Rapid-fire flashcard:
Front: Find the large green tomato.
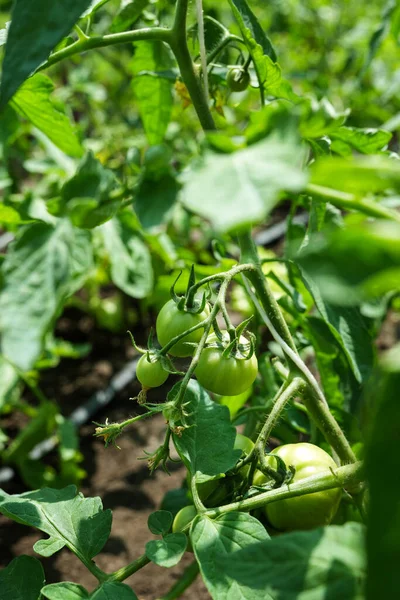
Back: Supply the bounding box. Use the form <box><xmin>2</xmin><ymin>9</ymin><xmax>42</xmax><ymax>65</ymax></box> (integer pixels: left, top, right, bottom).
<box><xmin>254</xmin><ymin>443</ymin><xmax>341</xmax><ymax>531</ymax></box>
<box><xmin>136</xmin><ymin>354</ymin><xmax>169</xmax><ymax>389</ymax></box>
<box><xmin>156</xmin><ymin>299</ymin><xmax>210</xmax><ymax>357</ymax></box>
<box><xmin>195</xmin><ymin>333</ymin><xmax>258</xmax><ymax>396</ymax></box>
<box><xmin>172</xmin><ymin>505</ymin><xmax>197</xmax><ymax>552</ymax></box>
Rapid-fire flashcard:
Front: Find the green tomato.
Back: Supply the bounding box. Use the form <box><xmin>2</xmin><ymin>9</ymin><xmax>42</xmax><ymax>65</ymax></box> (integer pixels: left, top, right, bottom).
<box><xmin>195</xmin><ymin>333</ymin><xmax>258</xmax><ymax>396</ymax></box>
<box><xmin>136</xmin><ymin>354</ymin><xmax>169</xmax><ymax>389</ymax></box>
<box><xmin>172</xmin><ymin>505</ymin><xmax>197</xmax><ymax>552</ymax></box>
<box><xmin>156</xmin><ymin>299</ymin><xmax>210</xmax><ymax>357</ymax></box>
<box><xmin>254</xmin><ymin>443</ymin><xmax>341</xmax><ymax>531</ymax></box>
<box><xmin>235</xmin><ymin>433</ymin><xmax>254</xmax><ymax>456</ymax></box>
<box><xmin>227</xmin><ymin>67</ymin><xmax>250</xmax><ymax>92</ymax></box>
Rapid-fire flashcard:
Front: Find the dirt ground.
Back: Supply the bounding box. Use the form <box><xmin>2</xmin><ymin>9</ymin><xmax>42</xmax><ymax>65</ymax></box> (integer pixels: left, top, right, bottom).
<box><xmin>0</xmin><ymin>310</ymin><xmax>211</xmax><ymax>599</ymax></box>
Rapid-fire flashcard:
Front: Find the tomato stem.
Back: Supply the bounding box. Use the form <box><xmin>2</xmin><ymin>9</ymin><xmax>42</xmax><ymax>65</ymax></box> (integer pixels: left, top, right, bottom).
<box><xmin>206</xmin><ymin>461</ymin><xmax>364</xmax><ymax>518</ymax></box>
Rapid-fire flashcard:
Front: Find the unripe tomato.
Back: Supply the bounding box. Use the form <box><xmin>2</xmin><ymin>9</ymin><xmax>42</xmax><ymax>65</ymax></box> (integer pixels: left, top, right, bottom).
<box><xmin>227</xmin><ymin>67</ymin><xmax>250</xmax><ymax>92</ymax></box>
<box><xmin>254</xmin><ymin>443</ymin><xmax>341</xmax><ymax>531</ymax></box>
<box><xmin>156</xmin><ymin>299</ymin><xmax>210</xmax><ymax>357</ymax></box>
<box><xmin>195</xmin><ymin>333</ymin><xmax>258</xmax><ymax>396</ymax></box>
<box><xmin>136</xmin><ymin>354</ymin><xmax>169</xmax><ymax>389</ymax></box>
<box><xmin>172</xmin><ymin>505</ymin><xmax>197</xmax><ymax>551</ymax></box>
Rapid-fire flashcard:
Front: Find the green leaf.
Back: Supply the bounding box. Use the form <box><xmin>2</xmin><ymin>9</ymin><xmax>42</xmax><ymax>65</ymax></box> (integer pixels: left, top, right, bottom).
<box><xmin>110</xmin><ymin>0</ymin><xmax>149</xmax><ymax>33</ymax></box>
<box><xmin>0</xmin><ymin>485</ymin><xmax>112</xmax><ymax>560</ymax></box>
<box><xmin>299</xmin><ymin>98</ymin><xmax>350</xmax><ymax>139</ymax></box>
<box><xmin>135</xmin><ymin>174</ymin><xmax>179</xmax><ymax>230</ymax></box>
<box><xmin>227</xmin><ymin>0</ymin><xmax>276</xmax><ymax>62</ymax></box>
<box><xmin>171</xmin><ymin>380</ymin><xmax>241</xmax><ymax>476</ymax></box>
<box><xmin>307</xmin><ymin>317</ymin><xmax>348</xmax><ymax>413</ymax></box>
<box><xmin>0</xmin><ymin>0</ymin><xmax>93</xmax><ymax>107</ymax></box>
<box><xmin>310</xmin><ymin>154</ymin><xmax>400</xmax><ymax>196</ymax></box>
<box><xmin>61</xmin><ymin>152</ymin><xmax>120</xmax><ymax>228</ymax></box>
<box><xmin>11</xmin><ymin>74</ymin><xmax>83</xmax><ymax>158</ymax></box>
<box><xmin>330</xmin><ymin>126</ymin><xmax>392</xmax><ymax>156</ymax></box>
<box><xmin>0</xmin><ymin>203</ymin><xmax>22</xmax><ymax>225</ymax></box>
<box><xmin>146</xmin><ymin>533</ymin><xmax>187</xmax><ymax>568</ymax></box>
<box><xmin>131</xmin><ymin>41</ymin><xmax>174</xmax><ymax>145</ymax></box>
<box><xmin>41</xmin><ymin>582</ymin><xmax>89</xmax><ymax>599</ymax></box>
<box><xmin>298</xmin><ymin>219</ymin><xmax>400</xmax><ymax>304</ymax></box>
<box><xmin>101</xmin><ymin>214</ymin><xmax>153</xmax><ymax>299</ymax></box>
<box><xmin>3</xmin><ymin>401</ymin><xmax>58</xmax><ymax>465</ymax></box>
<box><xmin>148</xmin><ymin>510</ymin><xmax>173</xmax><ymax>535</ymax></box>
<box><xmin>0</xmin><ymin>356</ymin><xmax>19</xmax><ymax>413</ymax></box>
<box><xmin>218</xmin><ymin>523</ymin><xmax>366</xmax><ymax>599</ymax></box>
<box><xmin>299</xmin><ymin>268</ymin><xmax>374</xmax><ymax>384</ymax></box>
<box><xmin>0</xmin><ymin>21</ymin><xmax>10</xmax><ymax>47</ymax></box>
<box><xmin>90</xmin><ymin>582</ymin><xmax>138</xmax><ymax>599</ymax></box>
<box><xmin>0</xmin><ymin>219</ymin><xmax>93</xmax><ymax>371</ymax></box>
<box><xmin>0</xmin><ymin>556</ymin><xmax>45</xmax><ymax>600</ymax></box>
<box><xmin>192</xmin><ymin>512</ymin><xmax>271</xmax><ymax>600</ymax></box>
<box><xmin>43</xmin><ymin>582</ymin><xmax>139</xmax><ymax>600</ymax></box>
<box><xmin>181</xmin><ymin>135</ymin><xmax>307</xmax><ymax>233</ymax></box>
<box><xmin>366</xmin><ymin>345</ymin><xmax>400</xmax><ymax>600</ymax></box>
<box><xmin>360</xmin><ymin>0</ymin><xmax>398</xmax><ymax>77</ymax></box>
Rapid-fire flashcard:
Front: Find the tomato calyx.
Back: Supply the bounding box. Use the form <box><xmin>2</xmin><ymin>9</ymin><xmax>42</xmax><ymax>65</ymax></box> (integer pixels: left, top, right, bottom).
<box><xmin>170</xmin><ymin>266</ymin><xmax>211</xmax><ymax>315</ymax></box>
<box><xmin>205</xmin><ymin>318</ymin><xmax>256</xmax><ymax>362</ymax></box>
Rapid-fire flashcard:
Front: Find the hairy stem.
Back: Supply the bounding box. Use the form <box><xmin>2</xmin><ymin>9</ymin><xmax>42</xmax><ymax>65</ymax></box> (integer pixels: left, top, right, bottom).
<box><xmin>108</xmin><ymin>553</ymin><xmax>150</xmax><ymax>582</ymax></box>
<box><xmin>238</xmin><ymin>232</ymin><xmax>297</xmax><ymax>353</ymax></box>
<box><xmin>238</xmin><ymin>230</ymin><xmax>356</xmax><ymax>465</ymax></box>
<box><xmin>170</xmin><ymin>0</ymin><xmax>216</xmax><ymax>130</ymax></box>
<box><xmin>256</xmin><ymin>377</ymin><xmax>305</xmax><ymax>453</ymax></box>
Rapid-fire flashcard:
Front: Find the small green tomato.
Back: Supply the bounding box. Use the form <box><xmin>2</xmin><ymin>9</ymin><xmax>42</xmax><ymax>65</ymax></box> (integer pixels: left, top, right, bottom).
<box><xmin>136</xmin><ymin>354</ymin><xmax>169</xmax><ymax>389</ymax></box>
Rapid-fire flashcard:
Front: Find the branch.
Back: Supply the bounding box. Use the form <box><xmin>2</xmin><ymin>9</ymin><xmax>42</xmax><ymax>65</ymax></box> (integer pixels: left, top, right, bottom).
<box><xmin>206</xmin><ymin>461</ymin><xmax>364</xmax><ymax>517</ymax></box>
<box><xmin>37</xmin><ymin>27</ymin><xmax>171</xmax><ymax>72</ymax></box>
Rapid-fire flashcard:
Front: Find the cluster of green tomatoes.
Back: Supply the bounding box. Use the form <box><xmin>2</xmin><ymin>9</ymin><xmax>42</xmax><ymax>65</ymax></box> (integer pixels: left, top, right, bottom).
<box><xmin>136</xmin><ymin>296</ymin><xmax>258</xmax><ymax>398</ymax></box>
<box><xmin>134</xmin><ymin>293</ymin><xmax>342</xmax><ymax>535</ymax></box>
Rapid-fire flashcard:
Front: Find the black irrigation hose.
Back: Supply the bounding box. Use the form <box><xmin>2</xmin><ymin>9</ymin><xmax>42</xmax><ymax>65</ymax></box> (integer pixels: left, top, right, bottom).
<box><xmin>0</xmin><ymin>214</ymin><xmax>308</xmax><ymax>486</ymax></box>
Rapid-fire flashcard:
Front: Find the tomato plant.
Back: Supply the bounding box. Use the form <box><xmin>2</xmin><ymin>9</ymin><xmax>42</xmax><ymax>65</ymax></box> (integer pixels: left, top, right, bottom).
<box><xmin>0</xmin><ymin>0</ymin><xmax>399</xmax><ymax>599</ymax></box>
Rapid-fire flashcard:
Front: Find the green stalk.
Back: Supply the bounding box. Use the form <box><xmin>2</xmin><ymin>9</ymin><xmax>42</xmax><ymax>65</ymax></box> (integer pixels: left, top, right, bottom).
<box><xmin>170</xmin><ymin>0</ymin><xmax>216</xmax><ymax>131</ymax></box>
<box><xmin>238</xmin><ymin>230</ymin><xmax>356</xmax><ymax>465</ymax></box>
<box><xmin>237</xmin><ymin>232</ymin><xmax>298</xmax><ymax>353</ymax></box>
<box><xmin>206</xmin><ymin>461</ymin><xmax>364</xmax><ymax>517</ymax></box>
<box><xmin>108</xmin><ymin>553</ymin><xmax>150</xmax><ymax>582</ymax></box>
<box><xmin>37</xmin><ymin>27</ymin><xmax>171</xmax><ymax>72</ymax></box>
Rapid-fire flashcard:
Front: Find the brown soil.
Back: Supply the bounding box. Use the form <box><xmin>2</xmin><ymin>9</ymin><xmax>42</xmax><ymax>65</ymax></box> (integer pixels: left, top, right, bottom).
<box><xmin>0</xmin><ymin>309</ymin><xmax>210</xmax><ymax>599</ymax></box>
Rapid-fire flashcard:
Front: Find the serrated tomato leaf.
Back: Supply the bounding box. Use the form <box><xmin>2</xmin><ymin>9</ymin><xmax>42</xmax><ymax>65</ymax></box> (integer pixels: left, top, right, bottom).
<box><xmin>0</xmin><ymin>556</ymin><xmax>45</xmax><ymax>600</ymax></box>
<box><xmin>192</xmin><ymin>512</ymin><xmax>271</xmax><ymax>600</ymax></box>
<box><xmin>0</xmin><ymin>485</ymin><xmax>112</xmax><ymax>560</ymax></box>
<box><xmin>171</xmin><ymin>380</ymin><xmax>241</xmax><ymax>476</ymax></box>
<box><xmin>218</xmin><ymin>523</ymin><xmax>366</xmax><ymax>600</ymax></box>
<box><xmin>0</xmin><ymin>0</ymin><xmax>93</xmax><ymax>107</ymax></box>
<box><xmin>11</xmin><ymin>74</ymin><xmax>83</xmax><ymax>157</ymax></box>
<box><xmin>181</xmin><ymin>135</ymin><xmax>307</xmax><ymax>233</ymax></box>
<box><xmin>0</xmin><ymin>220</ymin><xmax>93</xmax><ymax>371</ymax></box>
<box><xmin>146</xmin><ymin>533</ymin><xmax>187</xmax><ymax>568</ymax></box>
